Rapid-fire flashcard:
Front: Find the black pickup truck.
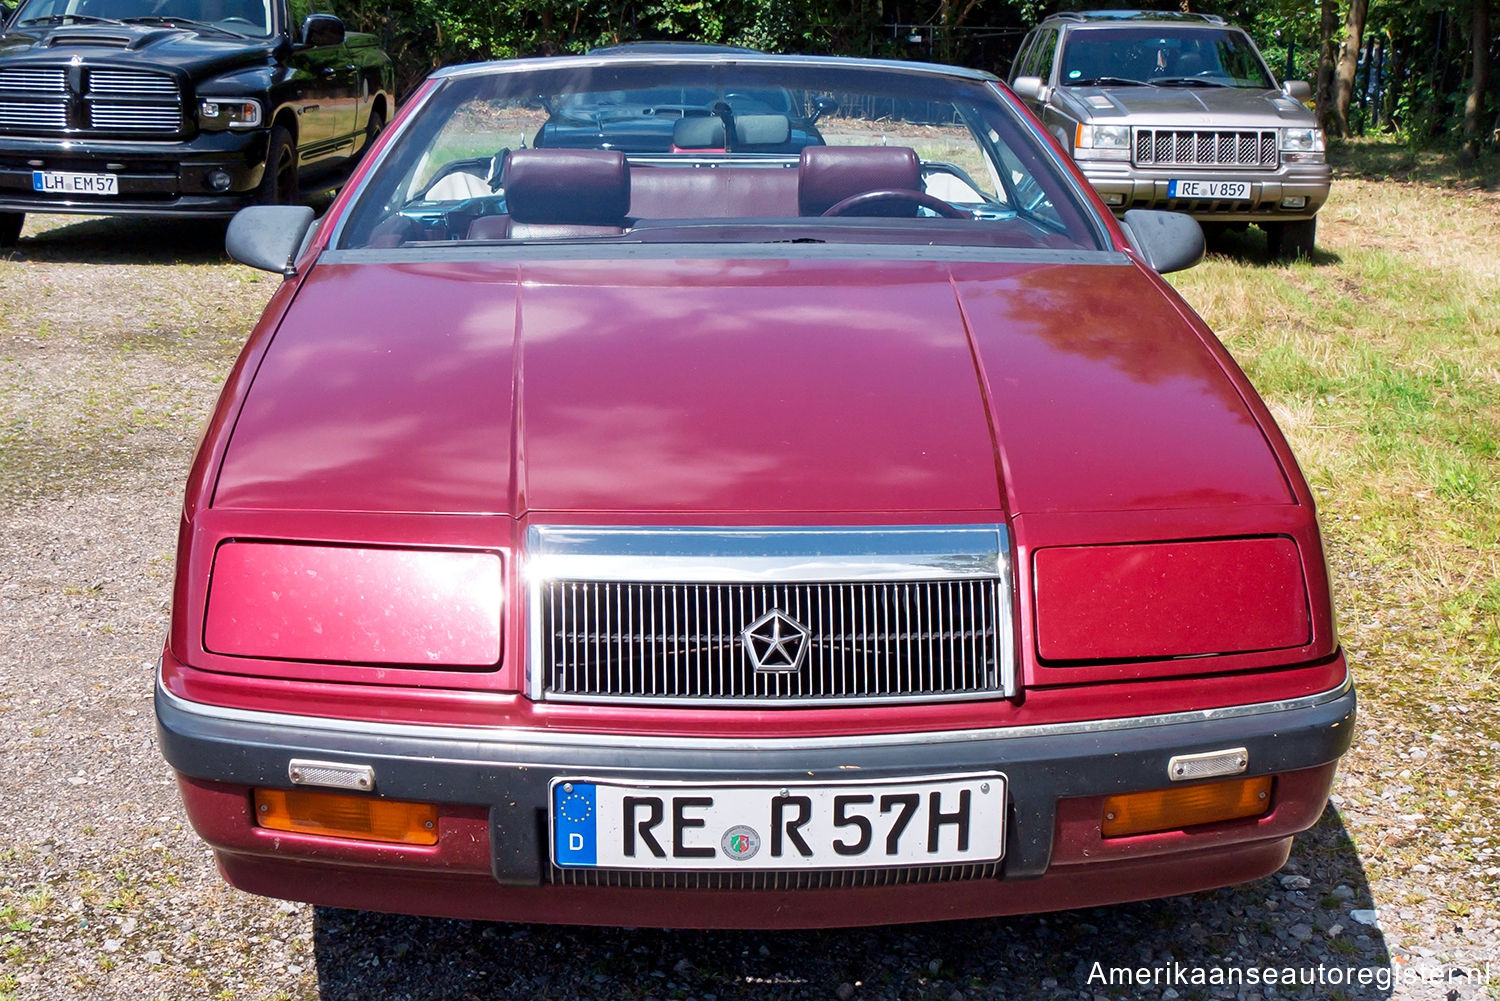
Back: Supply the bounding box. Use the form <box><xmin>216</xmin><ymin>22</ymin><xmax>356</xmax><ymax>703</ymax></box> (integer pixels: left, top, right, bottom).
<box><xmin>0</xmin><ymin>0</ymin><xmax>393</xmax><ymax>245</ymax></box>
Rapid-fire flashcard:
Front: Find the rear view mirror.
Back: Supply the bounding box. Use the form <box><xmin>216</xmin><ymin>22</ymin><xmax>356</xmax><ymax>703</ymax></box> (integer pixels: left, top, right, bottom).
<box><xmin>1120</xmin><ymin>209</ymin><xmax>1205</xmax><ymax>274</ymax></box>
<box><xmin>1282</xmin><ymin>80</ymin><xmax>1313</xmax><ymax>103</ymax></box>
<box><xmin>300</xmin><ymin>12</ymin><xmax>344</xmax><ymax>48</ymax></box>
<box><xmin>1010</xmin><ymin>76</ymin><xmax>1043</xmax><ymax>101</ymax></box>
<box><xmin>227</xmin><ymin>205</ymin><xmax>316</xmax><ymax>276</ymax></box>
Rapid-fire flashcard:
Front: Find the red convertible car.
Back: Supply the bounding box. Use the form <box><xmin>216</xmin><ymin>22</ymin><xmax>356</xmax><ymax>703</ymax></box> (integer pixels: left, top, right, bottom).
<box><xmin>156</xmin><ymin>52</ymin><xmax>1354</xmax><ymax>928</ymax></box>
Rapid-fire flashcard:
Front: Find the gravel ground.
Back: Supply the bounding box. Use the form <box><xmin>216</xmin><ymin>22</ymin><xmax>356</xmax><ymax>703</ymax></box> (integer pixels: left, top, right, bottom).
<box><xmin>1</xmin><ymin>210</ymin><xmax>1496</xmax><ymax>1001</ymax></box>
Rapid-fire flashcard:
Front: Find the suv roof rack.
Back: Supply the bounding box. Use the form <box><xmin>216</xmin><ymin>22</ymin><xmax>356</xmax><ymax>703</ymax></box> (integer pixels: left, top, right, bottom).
<box><xmin>1043</xmin><ymin>10</ymin><xmax>1227</xmax><ymax>26</ymax></box>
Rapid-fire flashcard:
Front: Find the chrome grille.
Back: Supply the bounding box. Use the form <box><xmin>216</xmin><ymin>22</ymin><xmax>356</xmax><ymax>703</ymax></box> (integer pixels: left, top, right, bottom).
<box><xmin>87</xmin><ymin>69</ymin><xmax>178</xmax><ymax>97</ymax></box>
<box><xmin>1135</xmin><ymin>128</ymin><xmax>1277</xmax><ymax>168</ymax></box>
<box><xmin>89</xmin><ymin>103</ymin><xmax>181</xmax><ymax>131</ymax></box>
<box><xmin>0</xmin><ymin>68</ymin><xmax>67</xmax><ymax>91</ymax></box>
<box><xmin>553</xmin><ymin>861</ymin><xmax>1001</xmax><ymax>889</ymax></box>
<box><xmin>528</xmin><ymin>525</ymin><xmax>1015</xmax><ymax>707</ymax></box>
<box><xmin>0</xmin><ymin>103</ymin><xmax>68</xmax><ymax>129</ymax></box>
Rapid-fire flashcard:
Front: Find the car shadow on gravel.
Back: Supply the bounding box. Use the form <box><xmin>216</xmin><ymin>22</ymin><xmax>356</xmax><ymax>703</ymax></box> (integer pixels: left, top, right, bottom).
<box><xmin>4</xmin><ymin>214</ymin><xmax>231</xmax><ymax>265</ymax></box>
<box><xmin>310</xmin><ymin>805</ymin><xmax>1396</xmax><ymax>1000</ymax></box>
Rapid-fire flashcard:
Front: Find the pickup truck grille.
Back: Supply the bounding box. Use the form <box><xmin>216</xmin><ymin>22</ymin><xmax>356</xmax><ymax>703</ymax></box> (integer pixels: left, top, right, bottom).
<box><xmin>529</xmin><ymin>525</ymin><xmax>1016</xmax><ymax>707</ymax></box>
<box><xmin>1134</xmin><ymin>128</ymin><xmax>1278</xmax><ymax>169</ymax></box>
<box><xmin>0</xmin><ymin>66</ymin><xmax>182</xmax><ymax>136</ymax></box>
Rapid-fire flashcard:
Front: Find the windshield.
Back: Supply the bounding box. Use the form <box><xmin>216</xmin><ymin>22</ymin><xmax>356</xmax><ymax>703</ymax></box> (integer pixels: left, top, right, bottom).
<box><xmin>12</xmin><ymin>0</ymin><xmax>272</xmax><ymax>37</ymax></box>
<box><xmin>1060</xmin><ymin>27</ymin><xmax>1275</xmax><ymax>89</ymax></box>
<box><xmin>337</xmin><ymin>60</ymin><xmax>1103</xmax><ymax>252</ymax></box>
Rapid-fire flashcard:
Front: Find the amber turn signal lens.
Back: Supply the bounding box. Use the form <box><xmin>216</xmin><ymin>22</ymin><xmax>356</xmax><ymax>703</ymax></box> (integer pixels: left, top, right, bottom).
<box><xmin>1101</xmin><ymin>776</ymin><xmax>1272</xmax><ymax>838</ymax></box>
<box><xmin>254</xmin><ymin>788</ymin><xmax>438</xmax><ymax>846</ymax></box>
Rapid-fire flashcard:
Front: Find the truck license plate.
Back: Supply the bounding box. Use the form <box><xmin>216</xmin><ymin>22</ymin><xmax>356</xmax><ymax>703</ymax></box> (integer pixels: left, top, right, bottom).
<box><xmin>1168</xmin><ymin>179</ymin><xmax>1249</xmax><ymax>200</ymax></box>
<box><xmin>551</xmin><ymin>772</ymin><xmax>1006</xmax><ymax>870</ymax></box>
<box><xmin>33</xmin><ymin>171</ymin><xmax>119</xmax><ymax>196</ymax></box>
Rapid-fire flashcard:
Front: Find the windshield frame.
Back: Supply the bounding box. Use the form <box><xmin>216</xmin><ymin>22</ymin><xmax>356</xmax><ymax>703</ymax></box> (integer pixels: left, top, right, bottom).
<box><xmin>329</xmin><ymin>54</ymin><xmax>1112</xmax><ymax>255</ymax></box>
<box><xmin>10</xmin><ymin>0</ymin><xmax>274</xmax><ymax>38</ymax></box>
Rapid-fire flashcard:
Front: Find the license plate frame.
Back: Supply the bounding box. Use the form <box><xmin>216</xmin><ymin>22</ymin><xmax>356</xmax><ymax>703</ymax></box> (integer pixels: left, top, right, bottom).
<box><xmin>32</xmin><ymin>171</ymin><xmax>120</xmax><ymax>196</ymax></box>
<box><xmin>1167</xmin><ymin>179</ymin><xmax>1250</xmax><ymax>200</ymax></box>
<box><xmin>550</xmin><ymin>771</ymin><xmax>1007</xmax><ymax>871</ymax></box>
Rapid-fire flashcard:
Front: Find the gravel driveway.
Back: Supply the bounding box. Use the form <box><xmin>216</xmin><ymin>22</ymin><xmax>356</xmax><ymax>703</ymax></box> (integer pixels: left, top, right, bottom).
<box><xmin>1</xmin><ymin>210</ymin><xmax>1495</xmax><ymax>1001</ymax></box>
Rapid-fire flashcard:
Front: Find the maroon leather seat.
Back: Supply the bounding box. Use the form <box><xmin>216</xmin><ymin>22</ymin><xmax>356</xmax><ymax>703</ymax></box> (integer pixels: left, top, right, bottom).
<box><xmin>469</xmin><ymin>149</ymin><xmax>630</xmax><ymax>240</ymax></box>
<box><xmin>629</xmin><ymin>165</ymin><xmax>800</xmax><ymax>219</ymax></box>
<box><xmin>797</xmin><ymin>145</ymin><xmax>921</xmax><ymax>216</ymax></box>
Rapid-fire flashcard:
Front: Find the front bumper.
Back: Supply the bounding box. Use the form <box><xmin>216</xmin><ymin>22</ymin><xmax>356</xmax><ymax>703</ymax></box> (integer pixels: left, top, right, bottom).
<box><xmin>157</xmin><ymin>673</ymin><xmax>1355</xmax><ymax>927</ymax></box>
<box><xmin>0</xmin><ymin>130</ymin><xmax>268</xmax><ymax>218</ymax></box>
<box><xmin>1078</xmin><ymin>159</ymin><xmax>1332</xmax><ymax>222</ymax></box>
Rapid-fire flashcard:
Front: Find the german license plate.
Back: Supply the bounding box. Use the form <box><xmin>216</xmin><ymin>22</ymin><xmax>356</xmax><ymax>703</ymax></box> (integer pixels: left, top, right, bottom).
<box><xmin>32</xmin><ymin>171</ymin><xmax>119</xmax><ymax>196</ymax></box>
<box><xmin>551</xmin><ymin>772</ymin><xmax>1006</xmax><ymax>870</ymax></box>
<box><xmin>1168</xmin><ymin>179</ymin><xmax>1249</xmax><ymax>200</ymax></box>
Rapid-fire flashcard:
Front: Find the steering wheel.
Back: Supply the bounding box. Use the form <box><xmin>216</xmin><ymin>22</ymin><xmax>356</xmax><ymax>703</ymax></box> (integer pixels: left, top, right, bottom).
<box><xmin>821</xmin><ymin>189</ymin><xmax>971</xmax><ymax>219</ymax></box>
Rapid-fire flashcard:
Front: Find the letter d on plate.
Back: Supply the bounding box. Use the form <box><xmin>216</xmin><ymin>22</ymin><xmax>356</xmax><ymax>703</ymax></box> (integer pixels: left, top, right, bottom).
<box><xmin>554</xmin><ymin>782</ymin><xmax>598</xmax><ymax>866</ymax></box>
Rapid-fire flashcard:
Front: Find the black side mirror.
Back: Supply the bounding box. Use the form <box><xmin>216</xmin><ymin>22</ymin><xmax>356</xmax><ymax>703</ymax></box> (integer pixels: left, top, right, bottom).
<box><xmin>227</xmin><ymin>205</ymin><xmax>316</xmax><ymax>276</ymax></box>
<box><xmin>809</xmin><ymin>96</ymin><xmax>837</xmax><ymax>123</ymax></box>
<box><xmin>300</xmin><ymin>12</ymin><xmax>344</xmax><ymax>47</ymax></box>
<box><xmin>1120</xmin><ymin>209</ymin><xmax>1204</xmax><ymax>274</ymax></box>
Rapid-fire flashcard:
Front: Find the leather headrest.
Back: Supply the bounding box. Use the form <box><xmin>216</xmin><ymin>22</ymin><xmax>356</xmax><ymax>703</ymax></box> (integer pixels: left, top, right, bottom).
<box><xmin>798</xmin><ymin>145</ymin><xmax>921</xmax><ymax>216</ymax></box>
<box><xmin>503</xmin><ymin>149</ymin><xmax>630</xmax><ymax>225</ymax></box>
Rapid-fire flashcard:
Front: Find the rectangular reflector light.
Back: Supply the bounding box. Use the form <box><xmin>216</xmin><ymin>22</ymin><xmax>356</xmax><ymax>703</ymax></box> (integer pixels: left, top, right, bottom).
<box><xmin>1034</xmin><ymin>538</ymin><xmax>1310</xmax><ymax>661</ymax></box>
<box><xmin>1101</xmin><ymin>776</ymin><xmax>1272</xmax><ymax>838</ymax></box>
<box><xmin>254</xmin><ymin>788</ymin><xmax>438</xmax><ymax>846</ymax></box>
<box><xmin>206</xmin><ymin>543</ymin><xmax>502</xmax><ymax>666</ymax></box>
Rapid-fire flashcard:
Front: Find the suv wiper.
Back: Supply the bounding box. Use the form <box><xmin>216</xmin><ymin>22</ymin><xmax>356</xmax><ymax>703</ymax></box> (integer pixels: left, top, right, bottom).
<box><xmin>1068</xmin><ymin>76</ymin><xmax>1148</xmax><ymax>87</ymax></box>
<box><xmin>1151</xmin><ymin>77</ymin><xmax>1232</xmax><ymax>88</ymax></box>
<box><xmin>18</xmin><ymin>13</ymin><xmax>126</xmax><ymax>25</ymax></box>
<box><xmin>119</xmin><ymin>15</ymin><xmax>242</xmax><ymax>36</ymax></box>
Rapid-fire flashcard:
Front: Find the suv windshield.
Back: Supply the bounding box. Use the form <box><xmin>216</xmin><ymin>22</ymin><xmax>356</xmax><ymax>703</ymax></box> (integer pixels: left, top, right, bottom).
<box><xmin>1060</xmin><ymin>27</ymin><xmax>1275</xmax><ymax>89</ymax></box>
<box><xmin>12</xmin><ymin>0</ymin><xmax>272</xmax><ymax>37</ymax></box>
<box><xmin>337</xmin><ymin>60</ymin><xmax>1103</xmax><ymax>252</ymax></box>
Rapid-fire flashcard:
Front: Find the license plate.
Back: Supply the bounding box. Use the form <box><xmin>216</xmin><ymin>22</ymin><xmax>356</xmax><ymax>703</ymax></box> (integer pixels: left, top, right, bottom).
<box><xmin>32</xmin><ymin>171</ymin><xmax>119</xmax><ymax>196</ymax></box>
<box><xmin>1168</xmin><ymin>179</ymin><xmax>1249</xmax><ymax>200</ymax></box>
<box><xmin>551</xmin><ymin>772</ymin><xmax>1006</xmax><ymax>870</ymax></box>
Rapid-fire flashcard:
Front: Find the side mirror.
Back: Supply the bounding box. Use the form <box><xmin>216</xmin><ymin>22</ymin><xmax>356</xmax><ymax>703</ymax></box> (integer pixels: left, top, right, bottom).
<box><xmin>1282</xmin><ymin>80</ymin><xmax>1312</xmax><ymax>103</ymax></box>
<box><xmin>1120</xmin><ymin>209</ymin><xmax>1204</xmax><ymax>274</ymax></box>
<box><xmin>300</xmin><ymin>12</ymin><xmax>344</xmax><ymax>48</ymax></box>
<box><xmin>227</xmin><ymin>205</ymin><xmax>316</xmax><ymax>276</ymax></box>
<box><xmin>1010</xmin><ymin>75</ymin><xmax>1043</xmax><ymax>101</ymax></box>
<box><xmin>810</xmin><ymin>95</ymin><xmax>838</xmax><ymax>123</ymax></box>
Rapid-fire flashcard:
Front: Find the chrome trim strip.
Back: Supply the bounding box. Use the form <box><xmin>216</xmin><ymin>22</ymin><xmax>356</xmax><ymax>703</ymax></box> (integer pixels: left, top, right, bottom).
<box><xmin>431</xmin><ymin>53</ymin><xmax>1001</xmax><ymax>84</ymax></box>
<box><xmin>157</xmin><ymin>668</ymin><xmax>1351</xmax><ymax>755</ymax></box>
<box><xmin>316</xmin><ymin>246</ymin><xmax>1131</xmax><ymax>268</ymax></box>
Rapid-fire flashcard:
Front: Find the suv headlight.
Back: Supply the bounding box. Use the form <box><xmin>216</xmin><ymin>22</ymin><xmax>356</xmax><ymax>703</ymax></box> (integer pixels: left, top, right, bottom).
<box><xmin>1279</xmin><ymin>127</ymin><xmax>1326</xmax><ymax>162</ymax></box>
<box><xmin>1073</xmin><ymin>123</ymin><xmax>1131</xmax><ymax>161</ymax></box>
<box><xmin>198</xmin><ymin>98</ymin><xmax>263</xmax><ymax>131</ymax></box>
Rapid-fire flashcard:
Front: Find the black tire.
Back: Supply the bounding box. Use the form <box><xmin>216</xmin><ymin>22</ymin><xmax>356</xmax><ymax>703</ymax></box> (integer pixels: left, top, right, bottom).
<box><xmin>0</xmin><ymin>211</ymin><xmax>22</xmax><ymax>248</ymax></box>
<box><xmin>256</xmin><ymin>125</ymin><xmax>299</xmax><ymax>206</ymax></box>
<box><xmin>362</xmin><ymin>106</ymin><xmax>385</xmax><ymax>157</ymax></box>
<box><xmin>1265</xmin><ymin>217</ymin><xmax>1316</xmax><ymax>260</ymax></box>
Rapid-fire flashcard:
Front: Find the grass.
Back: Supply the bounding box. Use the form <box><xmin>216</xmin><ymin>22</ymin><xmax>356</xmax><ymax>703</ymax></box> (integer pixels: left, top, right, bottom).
<box><xmin>1167</xmin><ymin>139</ymin><xmax>1500</xmax><ymax>926</ymax></box>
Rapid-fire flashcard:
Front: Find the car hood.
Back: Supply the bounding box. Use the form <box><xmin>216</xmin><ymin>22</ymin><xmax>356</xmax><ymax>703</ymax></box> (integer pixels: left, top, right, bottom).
<box><xmin>0</xmin><ymin>23</ymin><xmax>272</xmax><ymax>77</ymax></box>
<box><xmin>212</xmin><ymin>255</ymin><xmax>1292</xmax><ymax>517</ymax></box>
<box><xmin>1064</xmin><ymin>84</ymin><xmax>1314</xmax><ymax>128</ymax></box>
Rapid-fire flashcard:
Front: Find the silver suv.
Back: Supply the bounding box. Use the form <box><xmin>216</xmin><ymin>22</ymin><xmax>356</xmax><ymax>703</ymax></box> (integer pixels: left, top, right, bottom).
<box><xmin>1009</xmin><ymin>10</ymin><xmax>1330</xmax><ymax>258</ymax></box>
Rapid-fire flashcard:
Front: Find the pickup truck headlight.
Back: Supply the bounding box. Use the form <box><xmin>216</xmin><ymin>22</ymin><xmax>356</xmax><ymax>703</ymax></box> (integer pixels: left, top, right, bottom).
<box><xmin>199</xmin><ymin>98</ymin><xmax>263</xmax><ymax>131</ymax></box>
<box><xmin>1279</xmin><ymin>127</ymin><xmax>1326</xmax><ymax>163</ymax></box>
<box><xmin>1073</xmin><ymin>123</ymin><xmax>1132</xmax><ymax>161</ymax></box>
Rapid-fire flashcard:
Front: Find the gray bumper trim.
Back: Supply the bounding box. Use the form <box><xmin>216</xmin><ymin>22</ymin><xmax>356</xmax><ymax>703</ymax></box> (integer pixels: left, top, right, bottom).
<box><xmin>156</xmin><ymin>674</ymin><xmax>1354</xmax><ymax>885</ymax></box>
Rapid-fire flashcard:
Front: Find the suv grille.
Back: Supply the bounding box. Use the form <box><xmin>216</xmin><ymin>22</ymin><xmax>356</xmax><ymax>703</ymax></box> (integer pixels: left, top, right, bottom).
<box><xmin>1134</xmin><ymin>128</ymin><xmax>1277</xmax><ymax>168</ymax></box>
<box><xmin>0</xmin><ymin>66</ymin><xmax>182</xmax><ymax>136</ymax></box>
<box><xmin>528</xmin><ymin>525</ymin><xmax>1016</xmax><ymax>707</ymax></box>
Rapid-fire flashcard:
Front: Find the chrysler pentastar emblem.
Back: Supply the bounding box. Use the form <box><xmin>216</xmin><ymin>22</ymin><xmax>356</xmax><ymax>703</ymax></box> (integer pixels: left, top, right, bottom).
<box><xmin>742</xmin><ymin>609</ymin><xmax>811</xmax><ymax>673</ymax></box>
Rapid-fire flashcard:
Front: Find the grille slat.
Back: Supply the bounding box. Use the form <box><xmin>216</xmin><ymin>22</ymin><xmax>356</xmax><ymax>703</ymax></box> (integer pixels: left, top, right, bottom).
<box><xmin>541</xmin><ymin>578</ymin><xmax>1002</xmax><ymax>704</ymax></box>
<box><xmin>553</xmin><ymin>861</ymin><xmax>1002</xmax><ymax>889</ymax></box>
<box><xmin>87</xmin><ymin>69</ymin><xmax>179</xmax><ymax>97</ymax></box>
<box><xmin>1134</xmin><ymin>127</ymin><xmax>1278</xmax><ymax>168</ymax></box>
<box><xmin>89</xmin><ymin>105</ymin><xmax>182</xmax><ymax>131</ymax></box>
<box><xmin>0</xmin><ymin>104</ymin><xmax>69</xmax><ymax>128</ymax></box>
<box><xmin>0</xmin><ymin>69</ymin><xmax>67</xmax><ymax>91</ymax></box>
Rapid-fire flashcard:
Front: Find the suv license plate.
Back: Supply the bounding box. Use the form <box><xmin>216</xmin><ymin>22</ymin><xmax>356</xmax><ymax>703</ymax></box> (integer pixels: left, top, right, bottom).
<box><xmin>1168</xmin><ymin>179</ymin><xmax>1249</xmax><ymax>200</ymax></box>
<box><xmin>33</xmin><ymin>171</ymin><xmax>119</xmax><ymax>196</ymax></box>
<box><xmin>551</xmin><ymin>772</ymin><xmax>1006</xmax><ymax>870</ymax></box>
